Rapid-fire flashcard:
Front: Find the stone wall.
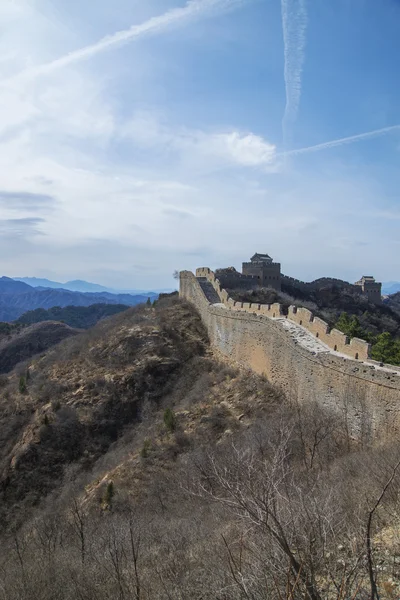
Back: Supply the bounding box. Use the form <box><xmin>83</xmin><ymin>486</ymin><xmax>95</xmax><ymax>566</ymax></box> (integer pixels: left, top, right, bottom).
<box><xmin>181</xmin><ymin>269</ymin><xmax>400</xmax><ymax>440</ymax></box>
<box><xmin>281</xmin><ymin>274</ymin><xmax>360</xmax><ymax>293</ymax></box>
<box><xmin>195</xmin><ymin>267</ymin><xmax>370</xmax><ymax>360</ymax></box>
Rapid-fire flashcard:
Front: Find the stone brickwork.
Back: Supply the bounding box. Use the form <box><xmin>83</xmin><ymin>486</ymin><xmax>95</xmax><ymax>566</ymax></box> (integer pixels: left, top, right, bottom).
<box><xmin>195</xmin><ymin>267</ymin><xmax>370</xmax><ymax>360</ymax></box>
<box><xmin>181</xmin><ymin>268</ymin><xmax>400</xmax><ymax>441</ymax></box>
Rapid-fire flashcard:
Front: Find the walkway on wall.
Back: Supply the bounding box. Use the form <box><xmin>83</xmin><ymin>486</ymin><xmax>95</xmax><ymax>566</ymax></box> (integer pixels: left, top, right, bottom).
<box><xmin>197</xmin><ymin>277</ymin><xmax>221</xmax><ymax>304</ymax></box>
<box><xmin>275</xmin><ymin>317</ymin><xmax>331</xmax><ymax>354</ymax></box>
<box><xmin>276</xmin><ymin>317</ymin><xmax>400</xmax><ymax>376</ymax></box>
<box><xmin>198</xmin><ymin>277</ymin><xmax>400</xmax><ymax>377</ymax></box>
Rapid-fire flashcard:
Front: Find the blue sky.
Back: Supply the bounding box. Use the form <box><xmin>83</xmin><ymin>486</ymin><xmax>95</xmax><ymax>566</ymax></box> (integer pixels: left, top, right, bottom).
<box><xmin>0</xmin><ymin>0</ymin><xmax>399</xmax><ymax>288</ymax></box>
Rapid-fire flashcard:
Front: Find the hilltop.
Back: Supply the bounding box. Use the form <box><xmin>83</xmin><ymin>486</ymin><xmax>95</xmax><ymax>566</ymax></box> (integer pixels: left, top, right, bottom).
<box><xmin>0</xmin><ymin>321</ymin><xmax>79</xmax><ymax>374</ymax></box>
<box><xmin>16</xmin><ymin>303</ymin><xmax>129</xmax><ymax>329</ymax></box>
<box><xmin>1</xmin><ymin>295</ymin><xmax>400</xmax><ymax>598</ymax></box>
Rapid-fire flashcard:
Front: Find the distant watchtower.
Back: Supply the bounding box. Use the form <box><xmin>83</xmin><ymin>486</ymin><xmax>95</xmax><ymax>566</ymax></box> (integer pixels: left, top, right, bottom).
<box><xmin>242</xmin><ymin>253</ymin><xmax>281</xmax><ymax>291</ymax></box>
<box><xmin>354</xmin><ymin>276</ymin><xmax>382</xmax><ymax>304</ymax></box>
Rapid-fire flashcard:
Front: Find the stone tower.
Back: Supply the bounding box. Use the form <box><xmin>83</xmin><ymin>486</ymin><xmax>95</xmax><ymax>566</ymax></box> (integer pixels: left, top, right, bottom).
<box><xmin>354</xmin><ymin>276</ymin><xmax>382</xmax><ymax>304</ymax></box>
<box><xmin>242</xmin><ymin>253</ymin><xmax>281</xmax><ymax>291</ymax></box>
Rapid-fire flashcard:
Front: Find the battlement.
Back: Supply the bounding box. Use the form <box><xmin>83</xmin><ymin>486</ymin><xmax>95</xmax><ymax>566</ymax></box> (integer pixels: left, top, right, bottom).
<box><xmin>242</xmin><ymin>262</ymin><xmax>281</xmax><ymax>268</ymax></box>
<box><xmin>191</xmin><ymin>267</ymin><xmax>371</xmax><ymax>361</ymax></box>
<box><xmin>180</xmin><ymin>268</ymin><xmax>400</xmax><ymax>442</ymax></box>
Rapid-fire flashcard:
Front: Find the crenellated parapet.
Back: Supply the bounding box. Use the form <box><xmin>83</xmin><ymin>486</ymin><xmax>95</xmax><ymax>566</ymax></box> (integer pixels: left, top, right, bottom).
<box><xmin>190</xmin><ymin>267</ymin><xmax>371</xmax><ymax>361</ymax></box>
<box><xmin>180</xmin><ymin>268</ymin><xmax>400</xmax><ymax>442</ymax></box>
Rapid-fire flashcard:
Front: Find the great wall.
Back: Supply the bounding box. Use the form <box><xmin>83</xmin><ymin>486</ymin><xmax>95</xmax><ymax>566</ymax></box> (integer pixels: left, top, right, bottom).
<box><xmin>180</xmin><ymin>267</ymin><xmax>400</xmax><ymax>441</ymax></box>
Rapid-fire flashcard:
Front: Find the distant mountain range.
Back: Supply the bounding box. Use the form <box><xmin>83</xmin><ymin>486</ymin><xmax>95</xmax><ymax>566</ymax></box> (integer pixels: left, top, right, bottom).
<box><xmin>382</xmin><ymin>282</ymin><xmax>400</xmax><ymax>295</ymax></box>
<box><xmin>0</xmin><ymin>276</ymin><xmax>158</xmax><ymax>322</ymax></box>
<box><xmin>13</xmin><ymin>277</ymin><xmax>173</xmax><ymax>295</ymax></box>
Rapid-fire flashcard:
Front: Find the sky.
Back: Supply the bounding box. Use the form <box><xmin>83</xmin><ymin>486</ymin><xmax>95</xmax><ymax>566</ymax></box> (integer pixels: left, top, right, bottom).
<box><xmin>0</xmin><ymin>0</ymin><xmax>399</xmax><ymax>289</ymax></box>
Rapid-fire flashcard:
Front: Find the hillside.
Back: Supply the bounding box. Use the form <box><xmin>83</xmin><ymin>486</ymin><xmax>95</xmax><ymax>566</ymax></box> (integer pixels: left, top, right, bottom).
<box><xmin>0</xmin><ymin>276</ymin><xmax>154</xmax><ymax>321</ymax></box>
<box><xmin>0</xmin><ymin>321</ymin><xmax>79</xmax><ymax>374</ymax></box>
<box><xmin>387</xmin><ymin>291</ymin><xmax>400</xmax><ymax>314</ymax></box>
<box><xmin>17</xmin><ymin>303</ymin><xmax>129</xmax><ymax>329</ymax></box>
<box><xmin>0</xmin><ymin>298</ymin><xmax>209</xmax><ymax>525</ymax></box>
<box><xmin>0</xmin><ymin>296</ymin><xmax>400</xmax><ymax>598</ymax></box>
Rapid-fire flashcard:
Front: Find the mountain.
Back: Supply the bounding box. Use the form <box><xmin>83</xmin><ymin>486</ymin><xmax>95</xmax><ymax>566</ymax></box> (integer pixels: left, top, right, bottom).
<box><xmin>0</xmin><ymin>277</ymin><xmax>33</xmax><ymax>294</ymax></box>
<box><xmin>0</xmin><ymin>321</ymin><xmax>79</xmax><ymax>374</ymax></box>
<box><xmin>0</xmin><ymin>277</ymin><xmax>155</xmax><ymax>321</ymax></box>
<box><xmin>17</xmin><ymin>303</ymin><xmax>129</xmax><ymax>329</ymax></box>
<box><xmin>14</xmin><ymin>276</ymin><xmax>161</xmax><ymax>295</ymax></box>
<box><xmin>12</xmin><ymin>277</ymin><xmax>67</xmax><ymax>290</ymax></box>
<box><xmin>382</xmin><ymin>281</ymin><xmax>400</xmax><ymax>295</ymax></box>
<box><xmin>0</xmin><ymin>296</ymin><xmax>399</xmax><ymax>599</ymax></box>
<box><xmin>387</xmin><ymin>292</ymin><xmax>400</xmax><ymax>314</ymax></box>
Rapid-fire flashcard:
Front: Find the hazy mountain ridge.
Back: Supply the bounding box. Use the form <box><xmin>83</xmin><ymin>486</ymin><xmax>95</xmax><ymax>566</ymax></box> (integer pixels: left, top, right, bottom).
<box><xmin>382</xmin><ymin>281</ymin><xmax>400</xmax><ymax>295</ymax></box>
<box><xmin>0</xmin><ymin>277</ymin><xmax>155</xmax><ymax>322</ymax></box>
<box><xmin>13</xmin><ymin>276</ymin><xmax>162</xmax><ymax>295</ymax></box>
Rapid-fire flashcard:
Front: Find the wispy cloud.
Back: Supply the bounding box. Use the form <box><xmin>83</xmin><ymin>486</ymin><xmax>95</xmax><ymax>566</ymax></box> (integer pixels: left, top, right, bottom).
<box><xmin>0</xmin><ymin>217</ymin><xmax>45</xmax><ymax>236</ymax></box>
<box><xmin>7</xmin><ymin>0</ymin><xmax>250</xmax><ymax>84</ymax></box>
<box><xmin>283</xmin><ymin>124</ymin><xmax>400</xmax><ymax>156</ymax></box>
<box><xmin>281</xmin><ymin>0</ymin><xmax>308</xmax><ymax>147</ymax></box>
<box><xmin>0</xmin><ymin>190</ymin><xmax>56</xmax><ymax>210</ymax></box>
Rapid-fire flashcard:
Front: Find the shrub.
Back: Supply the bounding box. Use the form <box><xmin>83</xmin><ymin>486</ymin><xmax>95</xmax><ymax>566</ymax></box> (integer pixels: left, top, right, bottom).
<box><xmin>51</xmin><ymin>399</ymin><xmax>61</xmax><ymax>412</ymax></box>
<box><xmin>140</xmin><ymin>439</ymin><xmax>152</xmax><ymax>458</ymax></box>
<box><xmin>163</xmin><ymin>408</ymin><xmax>177</xmax><ymax>432</ymax></box>
<box><xmin>19</xmin><ymin>375</ymin><xmax>27</xmax><ymax>394</ymax></box>
<box><xmin>174</xmin><ymin>430</ymin><xmax>191</xmax><ymax>449</ymax></box>
<box><xmin>104</xmin><ymin>481</ymin><xmax>114</xmax><ymax>506</ymax></box>
<box><xmin>207</xmin><ymin>405</ymin><xmax>231</xmax><ymax>434</ymax></box>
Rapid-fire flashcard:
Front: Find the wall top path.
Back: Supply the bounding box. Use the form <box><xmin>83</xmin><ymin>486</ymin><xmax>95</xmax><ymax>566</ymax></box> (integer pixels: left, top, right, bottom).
<box><xmin>183</xmin><ymin>268</ymin><xmax>392</xmax><ymax>368</ymax></box>
<box><xmin>180</xmin><ymin>270</ymin><xmax>400</xmax><ymax>442</ymax></box>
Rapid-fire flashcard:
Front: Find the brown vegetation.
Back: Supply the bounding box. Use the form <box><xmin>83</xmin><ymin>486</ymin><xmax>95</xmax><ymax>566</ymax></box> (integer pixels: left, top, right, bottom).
<box><xmin>0</xmin><ymin>321</ymin><xmax>79</xmax><ymax>374</ymax></box>
<box><xmin>0</xmin><ymin>297</ymin><xmax>400</xmax><ymax>598</ymax></box>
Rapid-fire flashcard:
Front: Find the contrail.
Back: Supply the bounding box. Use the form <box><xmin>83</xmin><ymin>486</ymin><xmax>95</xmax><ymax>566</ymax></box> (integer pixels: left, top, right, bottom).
<box><xmin>282</xmin><ymin>124</ymin><xmax>400</xmax><ymax>157</ymax></box>
<box><xmin>281</xmin><ymin>0</ymin><xmax>307</xmax><ymax>148</ymax></box>
<box><xmin>6</xmin><ymin>0</ymin><xmax>250</xmax><ymax>84</ymax></box>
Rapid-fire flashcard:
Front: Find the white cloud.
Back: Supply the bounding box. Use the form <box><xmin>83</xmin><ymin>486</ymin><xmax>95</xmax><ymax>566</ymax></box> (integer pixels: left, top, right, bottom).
<box><xmin>122</xmin><ymin>113</ymin><xmax>277</xmax><ymax>169</ymax></box>
<box><xmin>0</xmin><ymin>0</ymin><xmax>398</xmax><ymax>288</ymax></box>
<box><xmin>201</xmin><ymin>131</ymin><xmax>276</xmax><ymax>166</ymax></box>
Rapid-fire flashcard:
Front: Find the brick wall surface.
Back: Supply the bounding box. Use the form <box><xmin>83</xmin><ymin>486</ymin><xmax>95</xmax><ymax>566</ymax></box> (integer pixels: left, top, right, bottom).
<box><xmin>180</xmin><ymin>269</ymin><xmax>400</xmax><ymax>441</ymax></box>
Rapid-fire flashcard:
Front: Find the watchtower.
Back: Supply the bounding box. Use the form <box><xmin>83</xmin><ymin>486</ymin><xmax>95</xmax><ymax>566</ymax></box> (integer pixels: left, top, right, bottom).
<box><xmin>242</xmin><ymin>253</ymin><xmax>281</xmax><ymax>291</ymax></box>
<box><xmin>354</xmin><ymin>276</ymin><xmax>382</xmax><ymax>304</ymax></box>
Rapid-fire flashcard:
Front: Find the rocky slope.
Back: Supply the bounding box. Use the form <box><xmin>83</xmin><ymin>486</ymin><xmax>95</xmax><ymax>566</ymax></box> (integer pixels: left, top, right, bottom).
<box><xmin>0</xmin><ymin>296</ymin><xmax>400</xmax><ymax>599</ymax></box>
<box><xmin>0</xmin><ymin>298</ymin><xmax>210</xmax><ymax>525</ymax></box>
